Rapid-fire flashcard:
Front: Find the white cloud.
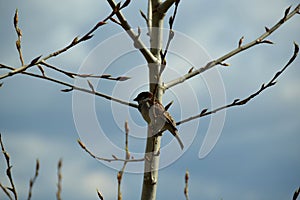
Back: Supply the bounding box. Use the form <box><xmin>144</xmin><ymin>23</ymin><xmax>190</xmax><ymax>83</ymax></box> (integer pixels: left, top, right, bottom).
<box><xmin>0</xmin><ymin>132</ymin><xmax>117</xmax><ymax>199</ymax></box>
<box><xmin>279</xmin><ymin>79</ymin><xmax>300</xmax><ymax>103</ymax></box>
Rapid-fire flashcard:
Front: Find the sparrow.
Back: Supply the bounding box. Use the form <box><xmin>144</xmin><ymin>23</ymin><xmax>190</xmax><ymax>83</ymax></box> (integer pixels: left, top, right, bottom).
<box><xmin>133</xmin><ymin>91</ymin><xmax>184</xmax><ymax>150</ymax></box>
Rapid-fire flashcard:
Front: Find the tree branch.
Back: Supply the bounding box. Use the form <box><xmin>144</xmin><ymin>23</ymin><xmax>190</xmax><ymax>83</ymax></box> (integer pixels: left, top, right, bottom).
<box><xmin>117</xmin><ymin>121</ymin><xmax>131</xmax><ymax>200</ymax></box>
<box><xmin>0</xmin><ymin>8</ymin><xmax>113</xmax><ymax>81</ymax></box>
<box><xmin>97</xmin><ymin>189</ymin><xmax>104</xmax><ymax>200</ymax></box>
<box><xmin>0</xmin><ymin>64</ymin><xmax>138</xmax><ymax>108</ymax></box>
<box><xmin>42</xmin><ymin>8</ymin><xmax>116</xmax><ymax>61</ymax></box>
<box><xmin>293</xmin><ymin>187</ymin><xmax>300</xmax><ymax>200</ymax></box>
<box><xmin>164</xmin><ymin>4</ymin><xmax>300</xmax><ymax>90</ymax></box>
<box><xmin>0</xmin><ymin>182</ymin><xmax>13</xmax><ymax>200</ymax></box>
<box><xmin>0</xmin><ymin>55</ymin><xmax>41</xmax><ymax>80</ymax></box>
<box><xmin>0</xmin><ymin>133</ymin><xmax>18</xmax><ymax>200</ymax></box>
<box><xmin>106</xmin><ymin>0</ymin><xmax>157</xmax><ymax>63</ymax></box>
<box><xmin>40</xmin><ymin>61</ymin><xmax>131</xmax><ymax>81</ymax></box>
<box><xmin>27</xmin><ymin>159</ymin><xmax>39</xmax><ymax>200</ymax></box>
<box><xmin>159</xmin><ymin>0</ymin><xmax>180</xmax><ymax>76</ymax></box>
<box><xmin>77</xmin><ymin>139</ymin><xmax>144</xmax><ymax>163</ymax></box>
<box><xmin>0</xmin><ymin>6</ymin><xmax>142</xmax><ymax>111</ymax></box>
<box><xmin>157</xmin><ymin>0</ymin><xmax>177</xmax><ymax>14</ymax></box>
<box><xmin>176</xmin><ymin>42</ymin><xmax>299</xmax><ymax>126</ymax></box>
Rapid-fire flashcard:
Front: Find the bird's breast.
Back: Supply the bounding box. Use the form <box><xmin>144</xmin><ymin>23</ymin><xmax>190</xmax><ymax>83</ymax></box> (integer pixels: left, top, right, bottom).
<box><xmin>138</xmin><ymin>103</ymin><xmax>151</xmax><ymax>124</ymax></box>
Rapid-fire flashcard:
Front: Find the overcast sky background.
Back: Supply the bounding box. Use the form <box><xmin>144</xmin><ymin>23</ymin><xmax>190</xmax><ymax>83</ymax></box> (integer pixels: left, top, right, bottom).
<box><xmin>1</xmin><ymin>0</ymin><xmax>300</xmax><ymax>200</ymax></box>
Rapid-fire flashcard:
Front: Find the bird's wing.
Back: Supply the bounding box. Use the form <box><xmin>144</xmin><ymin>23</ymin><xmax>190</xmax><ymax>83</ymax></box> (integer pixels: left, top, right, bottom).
<box><xmin>163</xmin><ymin>110</ymin><xmax>177</xmax><ymax>129</ymax></box>
<box><xmin>153</xmin><ymin>102</ymin><xmax>184</xmax><ymax>149</ymax></box>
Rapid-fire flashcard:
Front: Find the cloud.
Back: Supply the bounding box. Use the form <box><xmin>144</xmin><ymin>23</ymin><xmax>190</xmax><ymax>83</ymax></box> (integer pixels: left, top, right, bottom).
<box><xmin>0</xmin><ymin>131</ymin><xmax>116</xmax><ymax>200</ymax></box>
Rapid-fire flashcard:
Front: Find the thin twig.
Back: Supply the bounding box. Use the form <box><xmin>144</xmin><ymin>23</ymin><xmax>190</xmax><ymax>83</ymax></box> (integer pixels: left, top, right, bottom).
<box><xmin>42</xmin><ymin>8</ymin><xmax>116</xmax><ymax>62</ymax></box>
<box><xmin>184</xmin><ymin>170</ymin><xmax>190</xmax><ymax>200</ymax></box>
<box><xmin>293</xmin><ymin>187</ymin><xmax>300</xmax><ymax>200</ymax></box>
<box><xmin>140</xmin><ymin>9</ymin><xmax>150</xmax><ymax>35</ymax></box>
<box><xmin>0</xmin><ymin>7</ymin><xmax>115</xmax><ymax>81</ymax></box>
<box><xmin>0</xmin><ymin>182</ymin><xmax>13</xmax><ymax>200</ymax></box>
<box><xmin>77</xmin><ymin>139</ymin><xmax>144</xmax><ymax>163</ymax></box>
<box><xmin>27</xmin><ymin>159</ymin><xmax>40</xmax><ymax>200</ymax></box>
<box><xmin>40</xmin><ymin>61</ymin><xmax>131</xmax><ymax>81</ymax></box>
<box><xmin>117</xmin><ymin>121</ymin><xmax>130</xmax><ymax>200</ymax></box>
<box><xmin>164</xmin><ymin>4</ymin><xmax>300</xmax><ymax>90</ymax></box>
<box><xmin>176</xmin><ymin>42</ymin><xmax>299</xmax><ymax>126</ymax></box>
<box><xmin>56</xmin><ymin>159</ymin><xmax>62</xmax><ymax>200</ymax></box>
<box><xmin>97</xmin><ymin>189</ymin><xmax>104</xmax><ymax>200</ymax></box>
<box><xmin>0</xmin><ymin>133</ymin><xmax>18</xmax><ymax>200</ymax></box>
<box><xmin>159</xmin><ymin>0</ymin><xmax>180</xmax><ymax>76</ymax></box>
<box><xmin>0</xmin><ymin>55</ymin><xmax>41</xmax><ymax>80</ymax></box>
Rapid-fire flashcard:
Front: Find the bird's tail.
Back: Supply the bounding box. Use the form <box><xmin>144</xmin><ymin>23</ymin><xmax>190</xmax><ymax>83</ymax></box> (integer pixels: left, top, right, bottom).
<box><xmin>174</xmin><ymin>130</ymin><xmax>184</xmax><ymax>150</ymax></box>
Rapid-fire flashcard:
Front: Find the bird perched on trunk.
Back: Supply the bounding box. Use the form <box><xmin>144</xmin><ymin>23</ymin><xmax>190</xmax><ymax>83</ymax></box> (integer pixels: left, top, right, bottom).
<box><xmin>133</xmin><ymin>91</ymin><xmax>184</xmax><ymax>150</ymax></box>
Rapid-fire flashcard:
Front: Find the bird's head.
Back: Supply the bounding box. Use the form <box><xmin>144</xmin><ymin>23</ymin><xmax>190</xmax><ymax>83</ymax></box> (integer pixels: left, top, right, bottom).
<box><xmin>133</xmin><ymin>91</ymin><xmax>153</xmax><ymax>103</ymax></box>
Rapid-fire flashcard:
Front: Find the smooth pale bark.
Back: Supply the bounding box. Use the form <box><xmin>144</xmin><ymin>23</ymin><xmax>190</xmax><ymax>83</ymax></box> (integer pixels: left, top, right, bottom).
<box><xmin>141</xmin><ymin>0</ymin><xmax>166</xmax><ymax>200</ymax></box>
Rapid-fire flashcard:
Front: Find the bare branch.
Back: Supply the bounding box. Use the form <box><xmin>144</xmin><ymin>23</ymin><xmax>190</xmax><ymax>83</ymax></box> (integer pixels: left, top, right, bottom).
<box><xmin>0</xmin><ymin>55</ymin><xmax>41</xmax><ymax>80</ymax></box>
<box><xmin>0</xmin><ymin>63</ymin><xmax>138</xmax><ymax>108</ymax></box>
<box><xmin>176</xmin><ymin>42</ymin><xmax>299</xmax><ymax>126</ymax></box>
<box><xmin>117</xmin><ymin>121</ymin><xmax>131</xmax><ymax>200</ymax></box>
<box><xmin>160</xmin><ymin>0</ymin><xmax>180</xmax><ymax>76</ymax></box>
<box><xmin>42</xmin><ymin>9</ymin><xmax>115</xmax><ymax>61</ymax></box>
<box><xmin>77</xmin><ymin>139</ymin><xmax>144</xmax><ymax>163</ymax></box>
<box><xmin>0</xmin><ymin>8</ymin><xmax>113</xmax><ymax>81</ymax></box>
<box><xmin>164</xmin><ymin>4</ymin><xmax>300</xmax><ymax>90</ymax></box>
<box><xmin>97</xmin><ymin>189</ymin><xmax>104</xmax><ymax>200</ymax></box>
<box><xmin>0</xmin><ymin>7</ymin><xmax>138</xmax><ymax>110</ymax></box>
<box><xmin>157</xmin><ymin>0</ymin><xmax>178</xmax><ymax>14</ymax></box>
<box><xmin>293</xmin><ymin>187</ymin><xmax>300</xmax><ymax>200</ymax></box>
<box><xmin>40</xmin><ymin>61</ymin><xmax>131</xmax><ymax>81</ymax></box>
<box><xmin>87</xmin><ymin>80</ymin><xmax>95</xmax><ymax>93</ymax></box>
<box><xmin>110</xmin><ymin>17</ymin><xmax>122</xmax><ymax>26</ymax></box>
<box><xmin>0</xmin><ymin>182</ymin><xmax>13</xmax><ymax>200</ymax></box>
<box><xmin>0</xmin><ymin>133</ymin><xmax>18</xmax><ymax>200</ymax></box>
<box><xmin>124</xmin><ymin>121</ymin><xmax>130</xmax><ymax>160</ymax></box>
<box><xmin>120</xmin><ymin>0</ymin><xmax>131</xmax><ymax>9</ymax></box>
<box><xmin>27</xmin><ymin>159</ymin><xmax>40</xmax><ymax>200</ymax></box>
<box><xmin>140</xmin><ymin>10</ymin><xmax>149</xmax><ymax>28</ymax></box>
<box><xmin>106</xmin><ymin>0</ymin><xmax>157</xmax><ymax>63</ymax></box>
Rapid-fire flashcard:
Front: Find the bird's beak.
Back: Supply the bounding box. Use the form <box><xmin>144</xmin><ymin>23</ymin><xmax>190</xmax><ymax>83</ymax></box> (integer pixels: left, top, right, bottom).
<box><xmin>133</xmin><ymin>97</ymin><xmax>138</xmax><ymax>101</ymax></box>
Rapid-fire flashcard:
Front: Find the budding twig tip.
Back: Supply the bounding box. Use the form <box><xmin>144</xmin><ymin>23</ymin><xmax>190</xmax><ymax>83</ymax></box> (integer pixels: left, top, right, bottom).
<box><xmin>238</xmin><ymin>36</ymin><xmax>244</xmax><ymax>48</ymax></box>
<box><xmin>265</xmin><ymin>26</ymin><xmax>270</xmax><ymax>32</ymax></box>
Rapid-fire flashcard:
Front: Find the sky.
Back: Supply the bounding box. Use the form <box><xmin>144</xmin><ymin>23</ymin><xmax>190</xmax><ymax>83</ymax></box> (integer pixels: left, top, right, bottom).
<box><xmin>1</xmin><ymin>0</ymin><xmax>300</xmax><ymax>200</ymax></box>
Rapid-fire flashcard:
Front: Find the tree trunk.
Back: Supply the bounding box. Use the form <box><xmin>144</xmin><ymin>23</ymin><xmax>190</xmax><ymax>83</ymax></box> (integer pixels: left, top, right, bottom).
<box><xmin>141</xmin><ymin>0</ymin><xmax>164</xmax><ymax>199</ymax></box>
